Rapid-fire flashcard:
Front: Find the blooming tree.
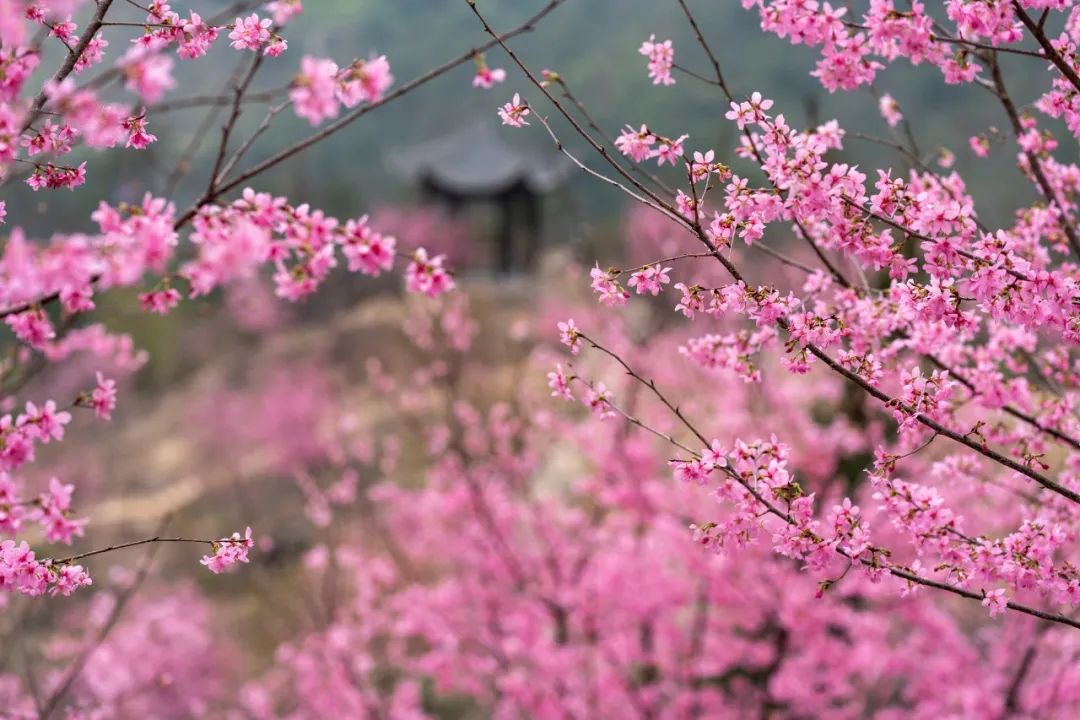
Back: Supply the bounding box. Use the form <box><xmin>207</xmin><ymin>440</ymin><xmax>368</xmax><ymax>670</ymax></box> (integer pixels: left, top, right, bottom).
<box><xmin>0</xmin><ymin>0</ymin><xmax>539</xmax><ymax>605</ymax></box>
<box><xmin>487</xmin><ymin>0</ymin><xmax>1080</xmax><ymax>627</ymax></box>
<box><xmin>4</xmin><ymin>0</ymin><xmax>1080</xmax><ymax>716</ymax></box>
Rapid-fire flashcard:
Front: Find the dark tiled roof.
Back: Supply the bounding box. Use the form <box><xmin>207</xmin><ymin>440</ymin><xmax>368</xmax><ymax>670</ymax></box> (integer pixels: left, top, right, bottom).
<box><xmin>386</xmin><ymin>121</ymin><xmax>570</xmax><ymax>195</ymax></box>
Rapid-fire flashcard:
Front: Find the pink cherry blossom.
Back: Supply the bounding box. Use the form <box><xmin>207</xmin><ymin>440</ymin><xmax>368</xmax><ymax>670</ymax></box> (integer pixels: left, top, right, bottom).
<box><xmin>497</xmin><ymin>93</ymin><xmax>529</xmax><ymax>127</ymax></box>
<box><xmin>878</xmin><ymin>93</ymin><xmax>903</xmax><ymax>127</ymax></box>
<box><xmin>472</xmin><ymin>52</ymin><xmax>506</xmax><ymax>88</ymax></box>
<box><xmin>404</xmin><ymin>248</ymin><xmax>454</xmax><ymax>298</ymax></box>
<box><xmin>982</xmin><ymin>588</ymin><xmax>1008</xmax><ymax>618</ymax></box>
<box><xmin>200</xmin><ymin>527</ymin><xmax>254</xmax><ymax>573</ymax></box>
<box><xmin>228</xmin><ymin>14</ymin><xmax>272</xmax><ymax>52</ymax></box>
<box><xmin>265</xmin><ymin>0</ymin><xmax>304</xmax><ymax>26</ymax></box>
<box><xmin>639</xmin><ymin>34</ymin><xmax>675</xmax><ymax>85</ymax></box>
<box><xmin>557</xmin><ymin>318</ymin><xmax>581</xmax><ymax>354</ymax></box>
<box><xmin>90</xmin><ymin>372</ymin><xmax>117</xmax><ymax>420</ymax></box>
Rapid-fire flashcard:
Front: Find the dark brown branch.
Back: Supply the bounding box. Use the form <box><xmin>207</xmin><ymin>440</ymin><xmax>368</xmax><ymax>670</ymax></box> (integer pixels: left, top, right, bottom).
<box><xmin>147</xmin><ymin>90</ymin><xmax>283</xmax><ymax>113</ymax></box>
<box><xmin>580</xmin><ymin>332</ymin><xmax>709</xmax><ymax>447</ymax></box>
<box><xmin>793</xmin><ymin>327</ymin><xmax>1080</xmax><ymax>503</ymax></box>
<box><xmin>1002</xmin><ymin>640</ymin><xmax>1039</xmax><ymax>716</ymax></box>
<box><xmin>1011</xmin><ymin>1</ymin><xmax>1080</xmax><ymax>94</ymax></box>
<box><xmin>989</xmin><ymin>52</ymin><xmax>1080</xmax><ymax>259</ymax></box>
<box><xmin>928</xmin><ymin>355</ymin><xmax>1080</xmax><ymax>451</ymax></box>
<box><xmin>207</xmin><ymin>52</ymin><xmax>266</xmax><ymax>193</ymax></box>
<box><xmin>24</xmin><ymin>0</ymin><xmax>116</xmax><ymax>132</ymax></box>
<box><xmin>50</xmin><ymin>536</ymin><xmax>230</xmax><ymax>565</ymax></box>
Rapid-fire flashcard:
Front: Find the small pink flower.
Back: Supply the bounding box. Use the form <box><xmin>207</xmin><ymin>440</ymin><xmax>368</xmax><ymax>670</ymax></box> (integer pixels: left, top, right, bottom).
<box><xmin>498</xmin><ymin>93</ymin><xmax>530</xmax><ymax>127</ymax></box>
<box><xmin>878</xmin><ymin>94</ymin><xmax>902</xmax><ymax>127</ymax></box>
<box><xmin>35</xmin><ymin>477</ymin><xmax>86</xmax><ymax>545</ymax></box>
<box><xmin>671</xmin><ymin>459</ymin><xmax>709</xmax><ymax>485</ymax></box>
<box><xmin>584</xmin><ymin>382</ymin><xmax>615</xmax><ymax>420</ymax></box>
<box><xmin>179</xmin><ymin>12</ymin><xmax>219</xmax><ymax>59</ymax></box>
<box><xmin>982</xmin><ymin>588</ymin><xmax>1007</xmax><ymax>618</ymax></box>
<box><xmin>121</xmin><ymin>48</ymin><xmax>176</xmax><ymax>103</ymax></box>
<box><xmin>138</xmin><ymin>287</ymin><xmax>181</xmax><ymax>315</ymax></box>
<box><xmin>90</xmin><ymin>372</ymin><xmax>117</xmax><ymax>420</ymax></box>
<box><xmin>589</xmin><ymin>265</ymin><xmax>629</xmax><ymax>307</ymax></box>
<box><xmin>6</xmin><ymin>309</ymin><xmax>55</xmax><ymax>348</ymax></box>
<box><xmin>725</xmin><ymin>92</ymin><xmax>773</xmax><ymax>130</ymax></box>
<box><xmin>123</xmin><ymin>115</ymin><xmax>157</xmax><ymax>149</ymax></box>
<box><xmin>337</xmin><ymin>55</ymin><xmax>393</xmax><ymax>106</ymax></box>
<box><xmin>19</xmin><ymin>401</ymin><xmax>71</xmax><ymax>443</ymax></box>
<box><xmin>201</xmin><ymin>527</ymin><xmax>254</xmax><ymax>574</ymax></box>
<box><xmin>342</xmin><ymin>216</ymin><xmax>396</xmax><ymax>276</ymax></box>
<box><xmin>473</xmin><ymin>54</ymin><xmax>506</xmax><ymax>89</ymax></box>
<box><xmin>263</xmin><ymin>36</ymin><xmax>287</xmax><ymax>57</ymax></box>
<box><xmin>265</xmin><ymin>0</ymin><xmax>304</xmax><ymax>26</ymax></box>
<box><xmin>473</xmin><ymin>66</ymin><xmax>506</xmax><ymax>89</ymax></box>
<box><xmin>627</xmin><ymin>264</ymin><xmax>671</xmax><ymax>296</ymax></box>
<box><xmin>547</xmin><ymin>363</ymin><xmax>573</xmax><ymax>401</ymax></box>
<box><xmin>639</xmin><ymin>34</ymin><xmax>675</xmax><ymax>86</ymax></box>
<box><xmin>229</xmin><ymin>14</ymin><xmax>272</xmax><ymax>52</ymax></box>
<box><xmin>557</xmin><ymin>319</ymin><xmax>581</xmax><ymax>355</ymax></box>
<box><xmin>48</xmin><ymin>564</ymin><xmax>92</xmax><ymax>596</ymax></box>
<box><xmin>404</xmin><ymin>248</ymin><xmax>454</xmax><ymax>298</ymax></box>
<box><xmin>655</xmin><ymin>134</ymin><xmax>687</xmax><ymax>167</ymax></box>
<box><xmin>969</xmin><ymin>134</ymin><xmax>990</xmax><ymax>157</ymax></box>
<box><xmin>75</xmin><ymin>34</ymin><xmax>108</xmax><ymax>73</ymax></box>
<box><xmin>291</xmin><ymin>55</ymin><xmax>340</xmax><ymax>125</ymax></box>
<box><xmin>701</xmin><ymin>440</ymin><xmax>728</xmax><ymax>470</ymax></box>
<box><xmin>615</xmin><ymin>125</ymin><xmax>656</xmax><ymax>162</ymax></box>
<box><xmin>49</xmin><ymin>17</ymin><xmax>77</xmax><ymax>44</ymax></box>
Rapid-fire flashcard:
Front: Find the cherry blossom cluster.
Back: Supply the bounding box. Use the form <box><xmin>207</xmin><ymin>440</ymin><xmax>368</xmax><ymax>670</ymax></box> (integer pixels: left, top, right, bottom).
<box><xmin>639</xmin><ymin>33</ymin><xmax>676</xmax><ymax>86</ymax></box>
<box><xmin>742</xmin><ymin>0</ymin><xmax>1080</xmax><ymax>147</ymax></box>
<box><xmin>0</xmin><ymin>0</ymin><xmax>469</xmax><ymax>608</ymax></box>
<box><xmin>1</xmin><ymin>1</ymin><xmax>307</xmax><ymax>194</ymax></box>
<box><xmin>183</xmin><ymin>188</ymin><xmax>419</xmax><ymax>303</ymax></box>
<box><xmin>498</xmin><ymin>92</ymin><xmax>530</xmax><ymax>127</ymax></box>
<box><xmin>615</xmin><ymin>124</ymin><xmax>690</xmax><ymax>167</ymax></box>
<box><xmin>200</xmin><ymin>527</ymin><xmax>254</xmax><ymax>574</ymax></box>
<box><xmin>0</xmin><ymin>585</ymin><xmax>229</xmax><ymax>715</ymax></box>
<box><xmin>484</xmin><ymin>0</ymin><xmax>1080</xmax><ymax>633</ymax></box>
<box><xmin>289</xmin><ymin>52</ymin><xmax>394</xmax><ymax>126</ymax></box>
<box><xmin>0</xmin><ymin>539</ymin><xmax>91</xmax><ymax>599</ymax></box>
<box><xmin>209</xmin><ymin>292</ymin><xmax>1080</xmax><ymax>716</ymax></box>
<box><xmin>9</xmin><ymin>0</ymin><xmax>1080</xmax><ymax>714</ymax></box>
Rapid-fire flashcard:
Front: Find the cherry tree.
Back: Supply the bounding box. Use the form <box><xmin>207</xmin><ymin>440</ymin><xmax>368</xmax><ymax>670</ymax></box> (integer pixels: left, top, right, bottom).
<box><xmin>4</xmin><ymin>0</ymin><xmax>1080</xmax><ymax>717</ymax></box>
<box><xmin>0</xmin><ymin>0</ymin><xmax>549</xmax><ymax>604</ymax></box>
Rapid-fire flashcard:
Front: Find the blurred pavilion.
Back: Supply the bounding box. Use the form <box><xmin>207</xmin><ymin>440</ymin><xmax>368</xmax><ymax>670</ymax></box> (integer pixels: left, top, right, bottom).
<box><xmin>387</xmin><ymin>122</ymin><xmax>571</xmax><ymax>274</ymax></box>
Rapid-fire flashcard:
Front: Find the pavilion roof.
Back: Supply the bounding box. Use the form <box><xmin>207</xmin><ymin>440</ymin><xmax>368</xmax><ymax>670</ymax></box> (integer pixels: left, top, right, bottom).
<box><xmin>386</xmin><ymin>121</ymin><xmax>571</xmax><ymax>195</ymax></box>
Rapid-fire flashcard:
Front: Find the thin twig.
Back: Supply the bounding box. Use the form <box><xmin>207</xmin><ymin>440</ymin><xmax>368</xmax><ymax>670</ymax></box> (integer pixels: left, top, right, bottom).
<box><xmin>50</xmin><ymin>536</ymin><xmax>232</xmax><ymax>565</ymax></box>
<box><xmin>24</xmin><ymin>0</ymin><xmax>116</xmax><ymax>132</ymax></box>
<box><xmin>1011</xmin><ymin>1</ymin><xmax>1080</xmax><ymax>93</ymax></box>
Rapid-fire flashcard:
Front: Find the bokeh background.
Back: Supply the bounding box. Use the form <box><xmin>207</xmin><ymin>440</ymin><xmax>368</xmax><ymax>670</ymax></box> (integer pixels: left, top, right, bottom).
<box><xmin>4</xmin><ymin>0</ymin><xmax>1075</xmax><ymax>715</ymax></box>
